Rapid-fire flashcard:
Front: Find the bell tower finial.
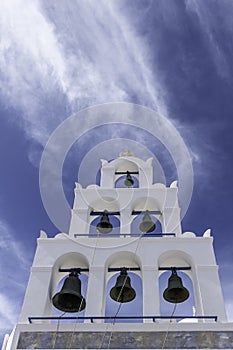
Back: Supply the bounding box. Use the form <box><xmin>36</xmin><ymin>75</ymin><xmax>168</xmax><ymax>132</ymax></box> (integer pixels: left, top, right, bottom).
<box><xmin>119</xmin><ymin>150</ymin><xmax>134</xmax><ymax>157</ymax></box>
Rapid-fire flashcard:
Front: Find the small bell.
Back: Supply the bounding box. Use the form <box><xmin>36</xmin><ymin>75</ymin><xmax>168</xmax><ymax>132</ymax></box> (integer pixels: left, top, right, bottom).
<box><xmin>124</xmin><ymin>171</ymin><xmax>134</xmax><ymax>187</ymax></box>
<box><xmin>52</xmin><ymin>271</ymin><xmax>86</xmax><ymax>313</ymax></box>
<box><xmin>139</xmin><ymin>211</ymin><xmax>156</xmax><ymax>233</ymax></box>
<box><xmin>163</xmin><ymin>268</ymin><xmax>189</xmax><ymax>303</ymax></box>
<box><xmin>96</xmin><ymin>211</ymin><xmax>113</xmax><ymax>234</ymax></box>
<box><xmin>110</xmin><ymin>268</ymin><xmax>136</xmax><ymax>303</ymax></box>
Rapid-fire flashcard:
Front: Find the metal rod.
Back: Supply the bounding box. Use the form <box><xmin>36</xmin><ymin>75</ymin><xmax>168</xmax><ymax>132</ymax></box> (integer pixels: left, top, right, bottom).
<box><xmin>90</xmin><ymin>210</ymin><xmax>162</xmax><ymax>216</ymax></box>
<box><xmin>158</xmin><ymin>267</ymin><xmax>191</xmax><ymax>271</ymax></box>
<box><xmin>115</xmin><ymin>171</ymin><xmax>139</xmax><ymax>175</ymax></box>
<box><xmin>74</xmin><ymin>233</ymin><xmax>176</xmax><ymax>237</ymax></box>
<box><xmin>132</xmin><ymin>210</ymin><xmax>162</xmax><ymax>215</ymax></box>
<box><xmin>28</xmin><ymin>315</ymin><xmax>218</xmax><ymax>323</ymax></box>
<box><xmin>59</xmin><ymin>268</ymin><xmax>89</xmax><ymax>273</ymax></box>
<box><xmin>108</xmin><ymin>267</ymin><xmax>140</xmax><ymax>272</ymax></box>
<box><xmin>90</xmin><ymin>211</ymin><xmax>120</xmax><ymax>216</ymax></box>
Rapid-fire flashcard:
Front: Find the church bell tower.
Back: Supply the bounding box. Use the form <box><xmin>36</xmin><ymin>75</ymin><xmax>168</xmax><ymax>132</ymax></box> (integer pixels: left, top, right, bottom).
<box><xmin>3</xmin><ymin>151</ymin><xmax>233</xmax><ymax>350</ymax></box>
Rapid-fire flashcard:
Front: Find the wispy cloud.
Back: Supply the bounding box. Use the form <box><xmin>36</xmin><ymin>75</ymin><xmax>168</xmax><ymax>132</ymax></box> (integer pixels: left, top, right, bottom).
<box><xmin>0</xmin><ymin>220</ymin><xmax>31</xmax><ymax>268</ymax></box>
<box><xmin>0</xmin><ymin>0</ymin><xmax>166</xmax><ymax>146</ymax></box>
<box><xmin>0</xmin><ymin>293</ymin><xmax>19</xmax><ymax>332</ymax></box>
<box><xmin>185</xmin><ymin>0</ymin><xmax>233</xmax><ymax>79</ymax></box>
<box><xmin>0</xmin><ymin>220</ymin><xmax>31</xmax><ymax>337</ymax></box>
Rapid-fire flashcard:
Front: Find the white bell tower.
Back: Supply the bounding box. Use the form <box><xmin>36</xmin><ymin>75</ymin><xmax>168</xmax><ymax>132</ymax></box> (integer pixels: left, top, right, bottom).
<box><xmin>3</xmin><ymin>152</ymin><xmax>232</xmax><ymax>350</ymax></box>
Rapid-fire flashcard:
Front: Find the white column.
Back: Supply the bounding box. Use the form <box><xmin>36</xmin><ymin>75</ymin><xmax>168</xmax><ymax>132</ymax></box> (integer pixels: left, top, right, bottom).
<box><xmin>195</xmin><ymin>265</ymin><xmax>227</xmax><ymax>322</ymax></box>
<box><xmin>162</xmin><ymin>208</ymin><xmax>181</xmax><ymax>235</ymax></box>
<box><xmin>69</xmin><ymin>209</ymin><xmax>89</xmax><ymax>236</ymax></box>
<box><xmin>142</xmin><ymin>266</ymin><xmax>160</xmax><ymax>323</ymax></box>
<box><xmin>100</xmin><ymin>167</ymin><xmax>115</xmax><ymax>187</ymax></box>
<box><xmin>19</xmin><ymin>267</ymin><xmax>52</xmax><ymax>322</ymax></box>
<box><xmin>120</xmin><ymin>208</ymin><xmax>131</xmax><ymax>235</ymax></box>
<box><xmin>85</xmin><ymin>266</ymin><xmax>106</xmax><ymax>322</ymax></box>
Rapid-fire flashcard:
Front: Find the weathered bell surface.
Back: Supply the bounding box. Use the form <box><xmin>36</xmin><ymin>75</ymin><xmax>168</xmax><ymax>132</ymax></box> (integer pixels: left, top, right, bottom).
<box><xmin>139</xmin><ymin>211</ymin><xmax>156</xmax><ymax>233</ymax></box>
<box><xmin>110</xmin><ymin>269</ymin><xmax>136</xmax><ymax>303</ymax></box>
<box><xmin>124</xmin><ymin>172</ymin><xmax>134</xmax><ymax>187</ymax></box>
<box><xmin>163</xmin><ymin>269</ymin><xmax>189</xmax><ymax>303</ymax></box>
<box><xmin>96</xmin><ymin>211</ymin><xmax>113</xmax><ymax>234</ymax></box>
<box><xmin>52</xmin><ymin>273</ymin><xmax>86</xmax><ymax>312</ymax></box>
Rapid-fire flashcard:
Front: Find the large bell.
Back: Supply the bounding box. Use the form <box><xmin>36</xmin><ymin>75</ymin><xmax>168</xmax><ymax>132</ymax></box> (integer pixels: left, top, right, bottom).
<box><xmin>110</xmin><ymin>268</ymin><xmax>136</xmax><ymax>303</ymax></box>
<box><xmin>139</xmin><ymin>211</ymin><xmax>156</xmax><ymax>233</ymax></box>
<box><xmin>52</xmin><ymin>272</ymin><xmax>86</xmax><ymax>313</ymax></box>
<box><xmin>124</xmin><ymin>171</ymin><xmax>134</xmax><ymax>187</ymax></box>
<box><xmin>96</xmin><ymin>211</ymin><xmax>113</xmax><ymax>234</ymax></box>
<box><xmin>163</xmin><ymin>269</ymin><xmax>189</xmax><ymax>303</ymax></box>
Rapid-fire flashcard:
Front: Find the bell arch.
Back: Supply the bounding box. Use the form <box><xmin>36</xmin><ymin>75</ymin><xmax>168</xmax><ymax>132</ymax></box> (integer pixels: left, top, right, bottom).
<box><xmin>129</xmin><ymin>196</ymin><xmax>163</xmax><ymax>235</ymax></box>
<box><xmin>100</xmin><ymin>155</ymin><xmax>153</xmax><ymax>188</ymax></box>
<box><xmin>115</xmin><ymin>174</ymin><xmax>139</xmax><ymax>188</ymax></box>
<box><xmin>89</xmin><ymin>214</ymin><xmax>120</xmax><ymax>236</ymax></box>
<box><xmin>159</xmin><ymin>269</ymin><xmax>195</xmax><ymax>321</ymax></box>
<box><xmin>52</xmin><ymin>272</ymin><xmax>88</xmax><ymax>320</ymax></box>
<box><xmin>86</xmin><ymin>197</ymin><xmax>121</xmax><ymax>236</ymax></box>
<box><xmin>105</xmin><ymin>251</ymin><xmax>142</xmax><ymax>322</ymax></box>
<box><xmin>51</xmin><ymin>252</ymin><xmax>89</xmax><ymax>304</ymax></box>
<box><xmin>158</xmin><ymin>250</ymin><xmax>196</xmax><ymax>320</ymax></box>
<box><xmin>105</xmin><ymin>271</ymin><xmax>143</xmax><ymax>323</ymax></box>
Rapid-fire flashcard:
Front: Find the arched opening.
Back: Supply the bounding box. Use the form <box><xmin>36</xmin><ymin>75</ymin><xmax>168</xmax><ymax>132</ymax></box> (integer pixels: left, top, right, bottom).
<box><xmin>51</xmin><ymin>252</ymin><xmax>89</xmax><ymax>323</ymax></box>
<box><xmin>158</xmin><ymin>250</ymin><xmax>196</xmax><ymax>322</ymax></box>
<box><xmin>105</xmin><ymin>251</ymin><xmax>142</xmax><ymax>323</ymax></box>
<box><xmin>105</xmin><ymin>272</ymin><xmax>143</xmax><ymax>323</ymax></box>
<box><xmin>115</xmin><ymin>175</ymin><xmax>139</xmax><ymax>188</ymax></box>
<box><xmin>51</xmin><ymin>272</ymin><xmax>88</xmax><ymax>323</ymax></box>
<box><xmin>159</xmin><ymin>270</ymin><xmax>195</xmax><ymax>322</ymax></box>
<box><xmin>130</xmin><ymin>213</ymin><xmax>162</xmax><ymax>235</ymax></box>
<box><xmin>89</xmin><ymin>215</ymin><xmax>120</xmax><ymax>236</ymax></box>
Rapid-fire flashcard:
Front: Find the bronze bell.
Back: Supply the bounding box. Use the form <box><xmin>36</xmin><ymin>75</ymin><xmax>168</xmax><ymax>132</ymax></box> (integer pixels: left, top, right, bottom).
<box><xmin>52</xmin><ymin>271</ymin><xmax>86</xmax><ymax>312</ymax></box>
<box><xmin>163</xmin><ymin>268</ymin><xmax>189</xmax><ymax>303</ymax></box>
<box><xmin>96</xmin><ymin>211</ymin><xmax>113</xmax><ymax>234</ymax></box>
<box><xmin>124</xmin><ymin>171</ymin><xmax>134</xmax><ymax>187</ymax></box>
<box><xmin>110</xmin><ymin>268</ymin><xmax>136</xmax><ymax>303</ymax></box>
<box><xmin>139</xmin><ymin>211</ymin><xmax>156</xmax><ymax>233</ymax></box>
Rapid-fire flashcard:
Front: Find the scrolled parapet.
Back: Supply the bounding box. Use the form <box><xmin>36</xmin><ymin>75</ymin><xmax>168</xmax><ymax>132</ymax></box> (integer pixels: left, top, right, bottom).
<box><xmin>203</xmin><ymin>229</ymin><xmax>212</xmax><ymax>237</ymax></box>
<box><xmin>39</xmin><ymin>230</ymin><xmax>47</xmax><ymax>238</ymax></box>
<box><xmin>182</xmin><ymin>231</ymin><xmax>196</xmax><ymax>237</ymax></box>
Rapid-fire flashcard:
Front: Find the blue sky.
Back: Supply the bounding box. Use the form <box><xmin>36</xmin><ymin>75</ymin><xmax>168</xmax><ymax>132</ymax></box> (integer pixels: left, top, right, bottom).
<box><xmin>1</xmin><ymin>0</ymin><xmax>233</xmax><ymax>342</ymax></box>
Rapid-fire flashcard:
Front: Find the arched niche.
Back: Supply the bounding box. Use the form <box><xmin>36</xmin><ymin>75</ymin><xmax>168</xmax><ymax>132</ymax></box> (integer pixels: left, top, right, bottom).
<box><xmin>113</xmin><ymin>159</ymin><xmax>139</xmax><ymax>185</ymax></box>
<box><xmin>89</xmin><ymin>215</ymin><xmax>120</xmax><ymax>236</ymax></box>
<box><xmin>158</xmin><ymin>250</ymin><xmax>196</xmax><ymax>321</ymax></box>
<box><xmin>51</xmin><ymin>252</ymin><xmax>89</xmax><ymax>309</ymax></box>
<box><xmin>159</xmin><ymin>270</ymin><xmax>195</xmax><ymax>321</ymax></box>
<box><xmin>104</xmin><ymin>251</ymin><xmax>142</xmax><ymax>323</ymax></box>
<box><xmin>115</xmin><ymin>174</ymin><xmax>139</xmax><ymax>188</ymax></box>
<box><xmin>51</xmin><ymin>273</ymin><xmax>88</xmax><ymax>321</ymax></box>
<box><xmin>105</xmin><ymin>272</ymin><xmax>142</xmax><ymax>323</ymax></box>
<box><xmin>129</xmin><ymin>196</ymin><xmax>162</xmax><ymax>234</ymax></box>
<box><xmin>87</xmin><ymin>198</ymin><xmax>121</xmax><ymax>235</ymax></box>
<box><xmin>130</xmin><ymin>212</ymin><xmax>162</xmax><ymax>235</ymax></box>
<box><xmin>100</xmin><ymin>156</ymin><xmax>153</xmax><ymax>188</ymax></box>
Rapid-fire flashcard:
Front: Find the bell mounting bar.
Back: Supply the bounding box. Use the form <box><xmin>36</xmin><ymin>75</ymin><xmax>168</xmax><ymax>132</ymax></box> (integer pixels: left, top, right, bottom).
<box><xmin>90</xmin><ymin>211</ymin><xmax>120</xmax><ymax>216</ymax></box>
<box><xmin>90</xmin><ymin>210</ymin><xmax>162</xmax><ymax>216</ymax></box>
<box><xmin>108</xmin><ymin>267</ymin><xmax>140</xmax><ymax>272</ymax></box>
<box><xmin>59</xmin><ymin>268</ymin><xmax>89</xmax><ymax>273</ymax></box>
<box><xmin>132</xmin><ymin>210</ymin><xmax>162</xmax><ymax>215</ymax></box>
<box><xmin>115</xmin><ymin>171</ymin><xmax>139</xmax><ymax>175</ymax></box>
<box><xmin>159</xmin><ymin>266</ymin><xmax>191</xmax><ymax>271</ymax></box>
<box><xmin>109</xmin><ymin>266</ymin><xmax>191</xmax><ymax>272</ymax></box>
